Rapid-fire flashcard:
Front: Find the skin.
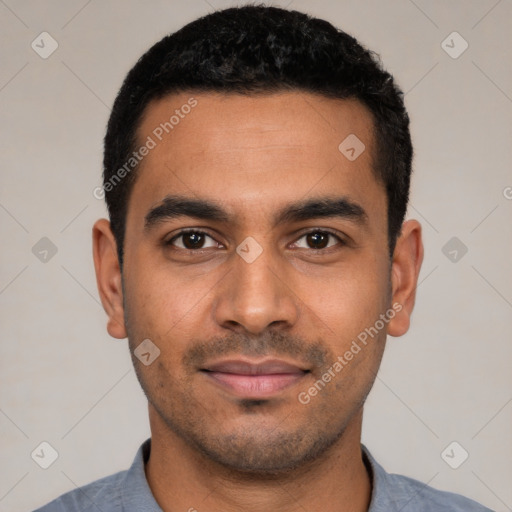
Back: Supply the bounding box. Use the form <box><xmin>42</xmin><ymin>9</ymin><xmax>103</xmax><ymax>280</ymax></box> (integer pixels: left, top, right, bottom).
<box><xmin>93</xmin><ymin>91</ymin><xmax>423</xmax><ymax>512</ymax></box>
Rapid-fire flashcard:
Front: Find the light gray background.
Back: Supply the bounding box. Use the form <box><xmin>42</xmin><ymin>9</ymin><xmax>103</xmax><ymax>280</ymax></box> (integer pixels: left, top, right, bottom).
<box><xmin>1</xmin><ymin>1</ymin><xmax>511</xmax><ymax>511</ymax></box>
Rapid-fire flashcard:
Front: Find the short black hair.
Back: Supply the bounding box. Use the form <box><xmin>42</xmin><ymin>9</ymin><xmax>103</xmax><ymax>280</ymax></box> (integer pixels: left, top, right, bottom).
<box><xmin>103</xmin><ymin>4</ymin><xmax>412</xmax><ymax>268</ymax></box>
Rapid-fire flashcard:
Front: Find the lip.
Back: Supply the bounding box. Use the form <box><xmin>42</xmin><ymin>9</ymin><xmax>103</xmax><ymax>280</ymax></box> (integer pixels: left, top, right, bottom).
<box><xmin>201</xmin><ymin>358</ymin><xmax>309</xmax><ymax>399</ymax></box>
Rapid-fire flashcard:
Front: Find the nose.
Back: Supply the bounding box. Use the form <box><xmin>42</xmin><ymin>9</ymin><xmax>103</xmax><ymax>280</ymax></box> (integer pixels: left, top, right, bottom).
<box><xmin>212</xmin><ymin>242</ymin><xmax>300</xmax><ymax>335</ymax></box>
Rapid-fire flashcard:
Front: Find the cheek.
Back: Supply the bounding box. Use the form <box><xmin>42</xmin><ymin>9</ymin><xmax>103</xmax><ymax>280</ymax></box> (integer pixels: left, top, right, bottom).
<box><xmin>123</xmin><ymin>262</ymin><xmax>215</xmax><ymax>363</ymax></box>
<box><xmin>127</xmin><ymin>260</ymin><xmax>189</xmax><ymax>320</ymax></box>
<box><xmin>305</xmin><ymin>263</ymin><xmax>390</xmax><ymax>340</ymax></box>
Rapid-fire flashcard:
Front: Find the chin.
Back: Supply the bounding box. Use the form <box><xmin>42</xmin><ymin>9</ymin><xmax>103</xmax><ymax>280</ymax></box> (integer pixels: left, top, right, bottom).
<box><xmin>178</xmin><ymin>421</ymin><xmax>345</xmax><ymax>476</ymax></box>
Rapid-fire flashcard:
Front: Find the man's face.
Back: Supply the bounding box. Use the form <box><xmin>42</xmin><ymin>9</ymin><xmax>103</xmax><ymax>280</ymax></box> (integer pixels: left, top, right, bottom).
<box><xmin>120</xmin><ymin>91</ymin><xmax>393</xmax><ymax>472</ymax></box>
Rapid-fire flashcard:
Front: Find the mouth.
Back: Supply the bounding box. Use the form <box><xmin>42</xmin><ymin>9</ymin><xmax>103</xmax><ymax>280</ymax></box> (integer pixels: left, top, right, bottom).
<box><xmin>200</xmin><ymin>358</ymin><xmax>310</xmax><ymax>399</ymax></box>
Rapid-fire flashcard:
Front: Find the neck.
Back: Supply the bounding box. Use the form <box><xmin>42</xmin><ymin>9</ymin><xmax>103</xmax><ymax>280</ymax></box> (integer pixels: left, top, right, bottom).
<box><xmin>145</xmin><ymin>406</ymin><xmax>372</xmax><ymax>512</ymax></box>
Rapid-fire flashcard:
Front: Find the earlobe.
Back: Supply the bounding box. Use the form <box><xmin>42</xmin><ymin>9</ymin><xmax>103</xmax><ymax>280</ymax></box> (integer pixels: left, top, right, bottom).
<box><xmin>92</xmin><ymin>219</ymin><xmax>127</xmax><ymax>339</ymax></box>
<box><xmin>387</xmin><ymin>219</ymin><xmax>424</xmax><ymax>338</ymax></box>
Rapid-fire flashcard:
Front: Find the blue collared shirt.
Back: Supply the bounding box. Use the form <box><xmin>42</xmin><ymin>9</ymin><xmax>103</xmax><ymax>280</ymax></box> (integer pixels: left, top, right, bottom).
<box><xmin>33</xmin><ymin>438</ymin><xmax>493</xmax><ymax>511</ymax></box>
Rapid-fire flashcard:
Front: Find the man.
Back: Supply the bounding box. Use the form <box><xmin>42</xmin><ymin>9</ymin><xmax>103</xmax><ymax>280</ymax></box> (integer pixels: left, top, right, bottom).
<box><xmin>34</xmin><ymin>5</ymin><xmax>492</xmax><ymax>511</ymax></box>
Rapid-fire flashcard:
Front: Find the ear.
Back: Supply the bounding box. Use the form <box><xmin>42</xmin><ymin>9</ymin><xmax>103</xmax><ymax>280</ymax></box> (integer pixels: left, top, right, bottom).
<box><xmin>387</xmin><ymin>219</ymin><xmax>424</xmax><ymax>337</ymax></box>
<box><xmin>92</xmin><ymin>219</ymin><xmax>127</xmax><ymax>339</ymax></box>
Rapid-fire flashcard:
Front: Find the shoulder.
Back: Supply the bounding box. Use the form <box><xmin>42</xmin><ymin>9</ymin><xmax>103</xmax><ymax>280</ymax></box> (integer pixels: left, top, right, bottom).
<box><xmin>32</xmin><ymin>469</ymin><xmax>126</xmax><ymax>512</ymax></box>
<box><xmin>363</xmin><ymin>446</ymin><xmax>494</xmax><ymax>512</ymax></box>
<box><xmin>383</xmin><ymin>471</ymin><xmax>494</xmax><ymax>511</ymax></box>
<box><xmin>32</xmin><ymin>439</ymin><xmax>159</xmax><ymax>512</ymax></box>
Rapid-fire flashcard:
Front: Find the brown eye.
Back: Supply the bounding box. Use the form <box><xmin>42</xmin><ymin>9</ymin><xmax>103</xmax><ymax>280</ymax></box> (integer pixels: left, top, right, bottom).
<box><xmin>294</xmin><ymin>230</ymin><xmax>342</xmax><ymax>250</ymax></box>
<box><xmin>306</xmin><ymin>232</ymin><xmax>329</xmax><ymax>249</ymax></box>
<box><xmin>168</xmin><ymin>231</ymin><xmax>218</xmax><ymax>250</ymax></box>
<box><xmin>182</xmin><ymin>232</ymin><xmax>205</xmax><ymax>249</ymax></box>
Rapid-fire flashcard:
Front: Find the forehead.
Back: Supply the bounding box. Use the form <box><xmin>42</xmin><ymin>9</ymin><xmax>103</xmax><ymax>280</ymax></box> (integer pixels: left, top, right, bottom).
<box><xmin>128</xmin><ymin>91</ymin><xmax>385</xmax><ymax>227</ymax></box>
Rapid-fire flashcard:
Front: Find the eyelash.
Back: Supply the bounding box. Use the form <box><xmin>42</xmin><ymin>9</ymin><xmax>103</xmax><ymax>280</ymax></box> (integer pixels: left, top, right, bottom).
<box><xmin>165</xmin><ymin>228</ymin><xmax>346</xmax><ymax>252</ymax></box>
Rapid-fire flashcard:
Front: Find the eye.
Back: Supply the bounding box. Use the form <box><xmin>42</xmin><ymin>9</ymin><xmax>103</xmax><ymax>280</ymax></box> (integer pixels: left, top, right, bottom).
<box><xmin>292</xmin><ymin>230</ymin><xmax>343</xmax><ymax>250</ymax></box>
<box><xmin>166</xmin><ymin>230</ymin><xmax>220</xmax><ymax>250</ymax></box>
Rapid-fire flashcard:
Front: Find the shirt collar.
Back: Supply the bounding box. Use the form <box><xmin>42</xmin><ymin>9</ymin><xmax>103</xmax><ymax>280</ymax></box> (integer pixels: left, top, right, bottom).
<box><xmin>120</xmin><ymin>438</ymin><xmax>163</xmax><ymax>511</ymax></box>
<box><xmin>362</xmin><ymin>443</ymin><xmax>400</xmax><ymax>511</ymax></box>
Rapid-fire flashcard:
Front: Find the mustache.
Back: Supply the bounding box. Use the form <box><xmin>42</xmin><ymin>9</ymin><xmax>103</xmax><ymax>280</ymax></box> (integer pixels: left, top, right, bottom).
<box><xmin>182</xmin><ymin>330</ymin><xmax>329</xmax><ymax>371</ymax></box>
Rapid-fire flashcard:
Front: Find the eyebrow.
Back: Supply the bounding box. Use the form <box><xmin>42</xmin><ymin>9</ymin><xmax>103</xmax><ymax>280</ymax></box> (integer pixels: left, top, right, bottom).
<box><xmin>144</xmin><ymin>194</ymin><xmax>368</xmax><ymax>232</ymax></box>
